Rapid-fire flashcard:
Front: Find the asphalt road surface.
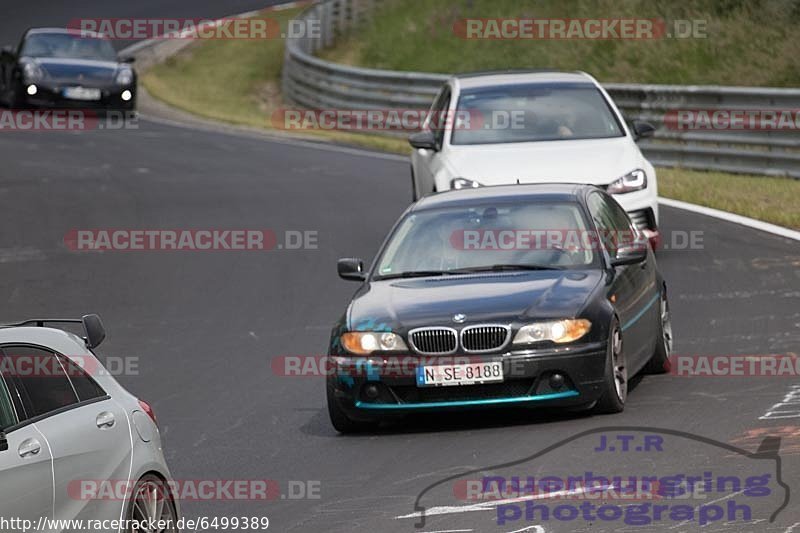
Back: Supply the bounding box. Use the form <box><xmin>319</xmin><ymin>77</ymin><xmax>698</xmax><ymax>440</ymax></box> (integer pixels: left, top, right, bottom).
<box><xmin>1</xmin><ymin>3</ymin><xmax>799</xmax><ymax>532</ymax></box>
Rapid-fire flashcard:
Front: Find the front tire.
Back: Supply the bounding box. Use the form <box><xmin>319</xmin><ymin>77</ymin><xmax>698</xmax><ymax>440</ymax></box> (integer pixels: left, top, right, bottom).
<box><xmin>644</xmin><ymin>286</ymin><xmax>672</xmax><ymax>374</ymax></box>
<box><xmin>326</xmin><ymin>379</ymin><xmax>375</xmax><ymax>434</ymax></box>
<box><xmin>410</xmin><ymin>166</ymin><xmax>418</xmax><ymax>202</ymax></box>
<box><xmin>127</xmin><ymin>474</ymin><xmax>178</xmax><ymax>533</ymax></box>
<box><xmin>594</xmin><ymin>319</ymin><xmax>626</xmax><ymax>414</ymax></box>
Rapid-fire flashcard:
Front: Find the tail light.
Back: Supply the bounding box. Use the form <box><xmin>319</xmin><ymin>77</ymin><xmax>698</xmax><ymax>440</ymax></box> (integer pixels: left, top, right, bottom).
<box><xmin>138</xmin><ymin>399</ymin><xmax>157</xmax><ymax>426</ymax></box>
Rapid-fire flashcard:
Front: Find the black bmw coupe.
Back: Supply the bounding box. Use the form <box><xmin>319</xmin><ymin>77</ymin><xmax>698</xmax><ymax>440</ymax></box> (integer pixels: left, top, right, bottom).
<box><xmin>0</xmin><ymin>28</ymin><xmax>136</xmax><ymax>110</ymax></box>
<box><xmin>327</xmin><ymin>183</ymin><xmax>672</xmax><ymax>432</ymax></box>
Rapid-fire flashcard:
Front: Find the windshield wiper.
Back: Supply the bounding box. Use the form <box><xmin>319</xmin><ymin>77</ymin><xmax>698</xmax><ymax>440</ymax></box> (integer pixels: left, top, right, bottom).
<box><xmin>376</xmin><ymin>270</ymin><xmax>454</xmax><ymax>280</ymax></box>
<box><xmin>449</xmin><ymin>264</ymin><xmax>565</xmax><ymax>273</ymax></box>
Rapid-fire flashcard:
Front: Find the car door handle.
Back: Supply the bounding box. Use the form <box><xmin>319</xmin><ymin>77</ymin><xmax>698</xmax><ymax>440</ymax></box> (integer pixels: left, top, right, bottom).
<box><xmin>18</xmin><ymin>438</ymin><xmax>41</xmax><ymax>458</ymax></box>
<box><xmin>96</xmin><ymin>411</ymin><xmax>116</xmax><ymax>429</ymax></box>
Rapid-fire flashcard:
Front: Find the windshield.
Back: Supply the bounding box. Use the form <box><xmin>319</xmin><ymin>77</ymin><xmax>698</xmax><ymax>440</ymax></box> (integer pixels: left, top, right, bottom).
<box><xmin>451</xmin><ymin>83</ymin><xmax>624</xmax><ymax>145</ymax></box>
<box><xmin>374</xmin><ymin>201</ymin><xmax>598</xmax><ymax>279</ymax></box>
<box><xmin>21</xmin><ymin>33</ymin><xmax>117</xmax><ymax>61</ymax></box>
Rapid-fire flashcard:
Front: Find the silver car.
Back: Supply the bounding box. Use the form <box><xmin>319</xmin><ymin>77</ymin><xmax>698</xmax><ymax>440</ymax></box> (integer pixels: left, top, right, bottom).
<box><xmin>0</xmin><ymin>315</ymin><xmax>179</xmax><ymax>532</ymax></box>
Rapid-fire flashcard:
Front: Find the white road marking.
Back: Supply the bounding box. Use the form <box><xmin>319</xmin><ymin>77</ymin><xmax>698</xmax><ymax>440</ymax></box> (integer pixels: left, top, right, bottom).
<box><xmin>394</xmin><ymin>485</ymin><xmax>603</xmax><ymax>519</ymax></box>
<box><xmin>658</xmin><ymin>197</ymin><xmax>800</xmax><ymax>242</ymax></box>
<box><xmin>505</xmin><ymin>526</ymin><xmax>545</xmax><ymax>533</ymax></box>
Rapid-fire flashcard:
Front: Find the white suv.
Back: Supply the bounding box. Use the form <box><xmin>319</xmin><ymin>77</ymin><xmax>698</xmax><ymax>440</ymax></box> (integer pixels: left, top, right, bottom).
<box><xmin>409</xmin><ymin>70</ymin><xmax>660</xmax><ymax>247</ymax></box>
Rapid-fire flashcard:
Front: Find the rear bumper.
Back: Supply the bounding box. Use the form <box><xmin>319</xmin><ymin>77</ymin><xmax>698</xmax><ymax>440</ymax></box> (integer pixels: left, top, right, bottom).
<box><xmin>328</xmin><ymin>342</ymin><xmax>608</xmax><ymax>421</ymax></box>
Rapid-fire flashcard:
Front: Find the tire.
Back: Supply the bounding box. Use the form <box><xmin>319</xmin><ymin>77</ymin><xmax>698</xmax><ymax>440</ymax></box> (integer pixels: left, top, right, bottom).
<box><xmin>594</xmin><ymin>319</ymin><xmax>626</xmax><ymax>414</ymax></box>
<box><xmin>126</xmin><ymin>474</ymin><xmax>178</xmax><ymax>533</ymax></box>
<box><xmin>326</xmin><ymin>379</ymin><xmax>375</xmax><ymax>434</ymax></box>
<box><xmin>410</xmin><ymin>166</ymin><xmax>418</xmax><ymax>202</ymax></box>
<box><xmin>644</xmin><ymin>286</ymin><xmax>672</xmax><ymax>374</ymax></box>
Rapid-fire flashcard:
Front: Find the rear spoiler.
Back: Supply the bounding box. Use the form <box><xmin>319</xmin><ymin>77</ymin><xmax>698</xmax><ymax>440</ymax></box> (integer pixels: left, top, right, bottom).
<box><xmin>0</xmin><ymin>313</ymin><xmax>106</xmax><ymax>348</ymax></box>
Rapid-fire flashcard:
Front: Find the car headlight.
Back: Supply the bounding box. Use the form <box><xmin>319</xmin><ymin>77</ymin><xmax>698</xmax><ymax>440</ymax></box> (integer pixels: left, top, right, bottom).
<box><xmin>451</xmin><ymin>177</ymin><xmax>482</xmax><ymax>190</ymax></box>
<box><xmin>23</xmin><ymin>63</ymin><xmax>44</xmax><ymax>82</ymax></box>
<box><xmin>512</xmin><ymin>319</ymin><xmax>592</xmax><ymax>345</ymax></box>
<box><xmin>115</xmin><ymin>68</ymin><xmax>133</xmax><ymax>85</ymax></box>
<box><xmin>341</xmin><ymin>331</ymin><xmax>408</xmax><ymax>355</ymax></box>
<box><xmin>606</xmin><ymin>169</ymin><xmax>647</xmax><ymax>194</ymax></box>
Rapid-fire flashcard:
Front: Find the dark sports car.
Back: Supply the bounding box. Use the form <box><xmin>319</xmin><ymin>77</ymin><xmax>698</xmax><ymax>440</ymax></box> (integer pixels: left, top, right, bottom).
<box><xmin>327</xmin><ymin>183</ymin><xmax>672</xmax><ymax>432</ymax></box>
<box><xmin>0</xmin><ymin>28</ymin><xmax>136</xmax><ymax>110</ymax></box>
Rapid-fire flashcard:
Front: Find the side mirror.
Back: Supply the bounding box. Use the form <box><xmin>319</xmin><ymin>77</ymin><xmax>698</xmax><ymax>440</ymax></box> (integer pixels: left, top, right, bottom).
<box><xmin>82</xmin><ymin>313</ymin><xmax>106</xmax><ymax>349</ymax></box>
<box><xmin>408</xmin><ymin>130</ymin><xmax>437</xmax><ymax>151</ymax></box>
<box><xmin>1</xmin><ymin>45</ymin><xmax>14</xmax><ymax>57</ymax></box>
<box><xmin>337</xmin><ymin>258</ymin><xmax>366</xmax><ymax>281</ymax></box>
<box><xmin>632</xmin><ymin>120</ymin><xmax>655</xmax><ymax>140</ymax></box>
<box><xmin>119</xmin><ymin>55</ymin><xmax>136</xmax><ymax>64</ymax></box>
<box><xmin>610</xmin><ymin>243</ymin><xmax>648</xmax><ymax>267</ymax></box>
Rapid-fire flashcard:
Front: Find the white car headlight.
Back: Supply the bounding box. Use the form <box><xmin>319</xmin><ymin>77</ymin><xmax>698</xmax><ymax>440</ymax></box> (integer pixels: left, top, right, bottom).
<box><xmin>341</xmin><ymin>331</ymin><xmax>408</xmax><ymax>355</ymax></box>
<box><xmin>606</xmin><ymin>169</ymin><xmax>647</xmax><ymax>194</ymax></box>
<box><xmin>23</xmin><ymin>62</ymin><xmax>44</xmax><ymax>82</ymax></box>
<box><xmin>513</xmin><ymin>319</ymin><xmax>592</xmax><ymax>345</ymax></box>
<box><xmin>115</xmin><ymin>68</ymin><xmax>134</xmax><ymax>85</ymax></box>
<box><xmin>451</xmin><ymin>177</ymin><xmax>482</xmax><ymax>190</ymax></box>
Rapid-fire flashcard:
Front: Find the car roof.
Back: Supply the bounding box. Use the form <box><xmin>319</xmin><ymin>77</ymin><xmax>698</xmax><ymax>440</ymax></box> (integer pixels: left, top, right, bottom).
<box><xmin>0</xmin><ymin>326</ymin><xmax>90</xmax><ymax>356</ymax></box>
<box><xmin>411</xmin><ymin>183</ymin><xmax>596</xmax><ymax>211</ymax></box>
<box><xmin>453</xmin><ymin>70</ymin><xmax>596</xmax><ymax>90</ymax></box>
<box><xmin>25</xmin><ymin>27</ymin><xmax>105</xmax><ymax>38</ymax></box>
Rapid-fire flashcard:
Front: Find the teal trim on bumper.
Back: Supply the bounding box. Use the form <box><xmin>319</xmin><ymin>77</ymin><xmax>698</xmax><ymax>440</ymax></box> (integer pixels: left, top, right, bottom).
<box><xmin>355</xmin><ymin>390</ymin><xmax>579</xmax><ymax>410</ymax></box>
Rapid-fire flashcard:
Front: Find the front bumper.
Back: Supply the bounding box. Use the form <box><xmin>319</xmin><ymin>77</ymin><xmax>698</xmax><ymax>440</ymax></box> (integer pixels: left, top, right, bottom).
<box><xmin>328</xmin><ymin>342</ymin><xmax>607</xmax><ymax>421</ymax></box>
<box><xmin>20</xmin><ymin>82</ymin><xmax>136</xmax><ymax>110</ymax></box>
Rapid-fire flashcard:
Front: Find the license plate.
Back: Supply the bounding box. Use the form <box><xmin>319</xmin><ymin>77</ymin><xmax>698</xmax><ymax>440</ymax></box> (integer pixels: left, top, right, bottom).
<box><xmin>62</xmin><ymin>87</ymin><xmax>101</xmax><ymax>101</ymax></box>
<box><xmin>416</xmin><ymin>361</ymin><xmax>504</xmax><ymax>387</ymax></box>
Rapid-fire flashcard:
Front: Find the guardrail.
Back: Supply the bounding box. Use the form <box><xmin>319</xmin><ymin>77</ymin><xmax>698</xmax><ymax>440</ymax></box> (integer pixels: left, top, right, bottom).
<box><xmin>283</xmin><ymin>0</ymin><xmax>800</xmax><ymax>178</ymax></box>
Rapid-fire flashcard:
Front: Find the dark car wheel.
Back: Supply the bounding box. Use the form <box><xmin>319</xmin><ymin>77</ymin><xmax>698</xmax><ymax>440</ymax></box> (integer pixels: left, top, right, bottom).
<box><xmin>326</xmin><ymin>378</ymin><xmax>375</xmax><ymax>434</ymax></box>
<box><xmin>127</xmin><ymin>474</ymin><xmax>178</xmax><ymax>533</ymax></box>
<box><xmin>644</xmin><ymin>286</ymin><xmax>672</xmax><ymax>374</ymax></box>
<box><xmin>594</xmin><ymin>319</ymin><xmax>626</xmax><ymax>414</ymax></box>
<box><xmin>410</xmin><ymin>166</ymin><xmax>418</xmax><ymax>202</ymax></box>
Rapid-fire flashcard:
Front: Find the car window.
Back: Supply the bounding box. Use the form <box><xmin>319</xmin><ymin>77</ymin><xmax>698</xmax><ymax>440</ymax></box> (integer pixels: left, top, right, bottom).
<box><xmin>375</xmin><ymin>200</ymin><xmax>598</xmax><ymax>278</ymax></box>
<box><xmin>0</xmin><ymin>376</ymin><xmax>17</xmax><ymax>430</ymax></box>
<box><xmin>2</xmin><ymin>346</ymin><xmax>79</xmax><ymax>418</ymax></box>
<box><xmin>57</xmin><ymin>354</ymin><xmax>106</xmax><ymax>402</ymax></box>
<box><xmin>587</xmin><ymin>192</ymin><xmax>635</xmax><ymax>255</ymax></box>
<box><xmin>451</xmin><ymin>82</ymin><xmax>624</xmax><ymax>145</ymax></box>
<box><xmin>20</xmin><ymin>33</ymin><xmax>117</xmax><ymax>61</ymax></box>
<box><xmin>426</xmin><ymin>86</ymin><xmax>451</xmax><ymax>148</ymax></box>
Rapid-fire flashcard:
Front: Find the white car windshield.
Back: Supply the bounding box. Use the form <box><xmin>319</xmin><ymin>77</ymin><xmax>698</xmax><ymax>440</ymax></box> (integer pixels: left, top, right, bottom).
<box><xmin>450</xmin><ymin>83</ymin><xmax>625</xmax><ymax>145</ymax></box>
<box><xmin>375</xmin><ymin>201</ymin><xmax>598</xmax><ymax>279</ymax></box>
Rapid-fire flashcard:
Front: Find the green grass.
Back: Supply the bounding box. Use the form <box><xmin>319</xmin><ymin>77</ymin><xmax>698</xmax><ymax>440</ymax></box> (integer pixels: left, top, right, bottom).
<box><xmin>658</xmin><ymin>168</ymin><xmax>800</xmax><ymax>229</ymax></box>
<box><xmin>142</xmin><ymin>7</ymin><xmax>410</xmax><ymax>153</ymax></box>
<box><xmin>319</xmin><ymin>0</ymin><xmax>800</xmax><ymax>86</ymax></box>
<box><xmin>142</xmin><ymin>5</ymin><xmax>800</xmax><ymax>229</ymax></box>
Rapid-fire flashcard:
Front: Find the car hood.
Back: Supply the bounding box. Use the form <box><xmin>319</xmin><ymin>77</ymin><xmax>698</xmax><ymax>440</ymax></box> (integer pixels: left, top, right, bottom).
<box><xmin>24</xmin><ymin>57</ymin><xmax>120</xmax><ymax>84</ymax></box>
<box><xmin>446</xmin><ymin>136</ymin><xmax>643</xmax><ymax>186</ymax></box>
<box><xmin>348</xmin><ymin>269</ymin><xmax>603</xmax><ymax>330</ymax></box>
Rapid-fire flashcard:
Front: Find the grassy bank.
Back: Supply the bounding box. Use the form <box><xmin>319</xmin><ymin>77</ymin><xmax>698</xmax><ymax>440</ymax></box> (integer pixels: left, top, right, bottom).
<box><xmin>658</xmin><ymin>168</ymin><xmax>800</xmax><ymax>229</ymax></box>
<box><xmin>320</xmin><ymin>0</ymin><xmax>800</xmax><ymax>86</ymax></box>
<box><xmin>141</xmin><ymin>6</ymin><xmax>800</xmax><ymax>230</ymax></box>
<box><xmin>142</xmin><ymin>7</ymin><xmax>408</xmax><ymax>153</ymax></box>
